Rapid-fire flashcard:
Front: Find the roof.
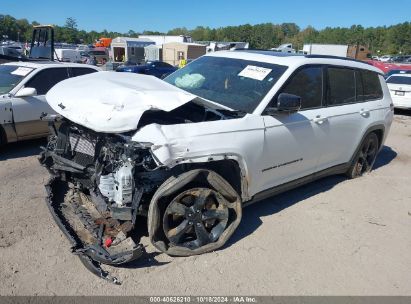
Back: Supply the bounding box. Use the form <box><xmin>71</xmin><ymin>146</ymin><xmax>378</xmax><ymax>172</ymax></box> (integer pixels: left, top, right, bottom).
<box><xmin>113</xmin><ymin>37</ymin><xmax>154</xmax><ymax>42</ymax></box>
<box><xmin>111</xmin><ymin>37</ymin><xmax>155</xmax><ymax>47</ymax></box>
<box><xmin>3</xmin><ymin>61</ymin><xmax>101</xmax><ymax>70</ymax></box>
<box><xmin>144</xmin><ymin>44</ymin><xmax>162</xmax><ymax>49</ymax></box>
<box><xmin>206</xmin><ymin>50</ymin><xmax>382</xmax><ymax>74</ymax></box>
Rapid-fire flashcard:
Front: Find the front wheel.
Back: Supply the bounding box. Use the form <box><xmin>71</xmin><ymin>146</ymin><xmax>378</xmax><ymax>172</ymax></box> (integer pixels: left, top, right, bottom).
<box><xmin>346</xmin><ymin>132</ymin><xmax>379</xmax><ymax>179</ymax></box>
<box><xmin>148</xmin><ymin>169</ymin><xmax>242</xmax><ymax>257</ymax></box>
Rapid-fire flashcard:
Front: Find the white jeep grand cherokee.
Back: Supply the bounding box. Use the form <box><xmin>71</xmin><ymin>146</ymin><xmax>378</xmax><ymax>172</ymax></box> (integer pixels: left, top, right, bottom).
<box><xmin>40</xmin><ymin>50</ymin><xmax>393</xmax><ymax>282</ymax></box>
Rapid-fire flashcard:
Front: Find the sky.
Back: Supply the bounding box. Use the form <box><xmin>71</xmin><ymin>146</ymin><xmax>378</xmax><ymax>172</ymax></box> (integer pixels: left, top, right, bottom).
<box><xmin>2</xmin><ymin>0</ymin><xmax>411</xmax><ymax>33</ymax></box>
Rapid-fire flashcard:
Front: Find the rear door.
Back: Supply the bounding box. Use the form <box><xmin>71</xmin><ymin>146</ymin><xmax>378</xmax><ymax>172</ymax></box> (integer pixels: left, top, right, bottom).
<box><xmin>315</xmin><ymin>67</ymin><xmax>384</xmax><ymax>171</ymax></box>
<box><xmin>11</xmin><ymin>67</ymin><xmax>69</xmax><ymax>138</ymax></box>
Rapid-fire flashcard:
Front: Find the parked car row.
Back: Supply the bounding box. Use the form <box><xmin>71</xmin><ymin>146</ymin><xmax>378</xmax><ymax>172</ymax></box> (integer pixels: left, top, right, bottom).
<box><xmin>375</xmin><ymin>54</ymin><xmax>411</xmax><ymax>63</ymax></box>
<box><xmin>115</xmin><ymin>60</ymin><xmax>178</xmax><ymax>78</ymax></box>
<box><xmin>384</xmin><ymin>69</ymin><xmax>411</xmax><ymax>79</ymax></box>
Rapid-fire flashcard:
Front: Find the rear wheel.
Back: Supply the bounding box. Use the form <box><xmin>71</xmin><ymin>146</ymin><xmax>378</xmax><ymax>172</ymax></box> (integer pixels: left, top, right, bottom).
<box><xmin>346</xmin><ymin>132</ymin><xmax>379</xmax><ymax>179</ymax></box>
<box><xmin>0</xmin><ymin>126</ymin><xmax>7</xmax><ymax>148</ymax></box>
<box><xmin>148</xmin><ymin>169</ymin><xmax>242</xmax><ymax>256</ymax></box>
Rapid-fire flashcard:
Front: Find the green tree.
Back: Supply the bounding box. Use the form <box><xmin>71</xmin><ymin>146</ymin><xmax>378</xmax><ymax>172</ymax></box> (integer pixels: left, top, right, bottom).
<box><xmin>1</xmin><ymin>13</ymin><xmax>411</xmax><ymax>54</ymax></box>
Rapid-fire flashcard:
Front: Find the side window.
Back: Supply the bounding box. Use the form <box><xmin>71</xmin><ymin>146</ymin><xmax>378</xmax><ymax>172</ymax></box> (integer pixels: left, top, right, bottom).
<box><xmin>326</xmin><ymin>67</ymin><xmax>356</xmax><ymax>106</ymax></box>
<box><xmin>280</xmin><ymin>66</ymin><xmax>323</xmax><ymax>109</ymax></box>
<box><xmin>361</xmin><ymin>70</ymin><xmax>383</xmax><ymax>100</ymax></box>
<box><xmin>355</xmin><ymin>70</ymin><xmax>365</xmax><ymax>101</ymax></box>
<box><xmin>25</xmin><ymin>68</ymin><xmax>69</xmax><ymax>95</ymax></box>
<box><xmin>70</xmin><ymin>67</ymin><xmax>97</xmax><ymax>78</ymax></box>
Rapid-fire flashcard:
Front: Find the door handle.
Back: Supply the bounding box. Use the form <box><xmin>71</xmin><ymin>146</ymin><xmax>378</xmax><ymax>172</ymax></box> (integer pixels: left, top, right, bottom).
<box><xmin>360</xmin><ymin>109</ymin><xmax>370</xmax><ymax>117</ymax></box>
<box><xmin>313</xmin><ymin>115</ymin><xmax>328</xmax><ymax>125</ymax></box>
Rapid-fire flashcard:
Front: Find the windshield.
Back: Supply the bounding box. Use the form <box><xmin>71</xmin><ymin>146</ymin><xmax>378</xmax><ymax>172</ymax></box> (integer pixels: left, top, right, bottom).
<box><xmin>164</xmin><ymin>56</ymin><xmax>287</xmax><ymax>113</ymax></box>
<box><xmin>387</xmin><ymin>76</ymin><xmax>411</xmax><ymax>85</ymax></box>
<box><xmin>0</xmin><ymin>65</ymin><xmax>34</xmax><ymax>94</ymax></box>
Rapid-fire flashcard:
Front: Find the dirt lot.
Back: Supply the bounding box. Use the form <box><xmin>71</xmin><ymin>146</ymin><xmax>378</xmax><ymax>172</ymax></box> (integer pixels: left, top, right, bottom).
<box><xmin>0</xmin><ymin>113</ymin><xmax>410</xmax><ymax>296</ymax></box>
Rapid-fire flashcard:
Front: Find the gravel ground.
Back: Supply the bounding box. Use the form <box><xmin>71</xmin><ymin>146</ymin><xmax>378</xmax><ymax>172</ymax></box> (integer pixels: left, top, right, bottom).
<box><xmin>0</xmin><ymin>113</ymin><xmax>410</xmax><ymax>296</ymax></box>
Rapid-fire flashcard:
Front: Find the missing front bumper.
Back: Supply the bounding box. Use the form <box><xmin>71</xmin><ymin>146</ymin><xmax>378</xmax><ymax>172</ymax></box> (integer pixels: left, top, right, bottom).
<box><xmin>44</xmin><ymin>176</ymin><xmax>145</xmax><ymax>284</ymax></box>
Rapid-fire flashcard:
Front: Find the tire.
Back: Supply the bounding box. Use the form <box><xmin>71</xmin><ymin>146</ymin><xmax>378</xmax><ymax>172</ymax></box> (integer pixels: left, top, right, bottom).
<box><xmin>147</xmin><ymin>169</ymin><xmax>242</xmax><ymax>257</ymax></box>
<box><xmin>346</xmin><ymin>132</ymin><xmax>379</xmax><ymax>179</ymax></box>
<box><xmin>0</xmin><ymin>125</ymin><xmax>6</xmax><ymax>148</ymax></box>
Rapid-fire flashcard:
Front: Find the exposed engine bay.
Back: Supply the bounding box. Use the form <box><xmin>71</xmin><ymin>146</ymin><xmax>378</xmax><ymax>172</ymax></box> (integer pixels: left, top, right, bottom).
<box><xmin>39</xmin><ymin>102</ymin><xmax>243</xmax><ymax>284</ymax></box>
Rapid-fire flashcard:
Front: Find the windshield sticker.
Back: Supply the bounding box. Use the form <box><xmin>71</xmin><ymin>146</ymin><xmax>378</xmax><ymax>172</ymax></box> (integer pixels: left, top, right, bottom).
<box><xmin>11</xmin><ymin>67</ymin><xmax>33</xmax><ymax>77</ymax></box>
<box><xmin>238</xmin><ymin>65</ymin><xmax>272</xmax><ymax>81</ymax></box>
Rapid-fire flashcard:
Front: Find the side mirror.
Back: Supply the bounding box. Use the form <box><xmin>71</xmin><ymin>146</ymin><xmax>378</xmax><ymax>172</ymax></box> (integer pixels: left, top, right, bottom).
<box><xmin>277</xmin><ymin>93</ymin><xmax>302</xmax><ymax>112</ymax></box>
<box><xmin>15</xmin><ymin>87</ymin><xmax>37</xmax><ymax>98</ymax></box>
<box><xmin>266</xmin><ymin>93</ymin><xmax>302</xmax><ymax>115</ymax></box>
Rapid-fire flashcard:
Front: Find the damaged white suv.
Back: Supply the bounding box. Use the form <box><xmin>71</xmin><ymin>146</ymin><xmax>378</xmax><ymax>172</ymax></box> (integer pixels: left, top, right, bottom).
<box><xmin>40</xmin><ymin>50</ymin><xmax>393</xmax><ymax>283</ymax></box>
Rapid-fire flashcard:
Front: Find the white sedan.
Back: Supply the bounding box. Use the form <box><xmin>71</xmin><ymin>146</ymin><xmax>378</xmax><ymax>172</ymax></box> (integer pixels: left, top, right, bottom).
<box><xmin>387</xmin><ymin>74</ymin><xmax>411</xmax><ymax>109</ymax></box>
<box><xmin>0</xmin><ymin>61</ymin><xmax>100</xmax><ymax>146</ymax></box>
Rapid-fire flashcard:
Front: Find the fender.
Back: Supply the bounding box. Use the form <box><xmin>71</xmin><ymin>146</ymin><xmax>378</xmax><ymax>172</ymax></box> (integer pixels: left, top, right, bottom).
<box><xmin>167</xmin><ymin>153</ymin><xmax>252</xmax><ymax>201</ymax></box>
<box><xmin>350</xmin><ymin>124</ymin><xmax>386</xmax><ymax>165</ymax></box>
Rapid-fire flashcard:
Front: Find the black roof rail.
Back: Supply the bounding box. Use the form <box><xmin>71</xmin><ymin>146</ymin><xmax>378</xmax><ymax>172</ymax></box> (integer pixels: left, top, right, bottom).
<box><xmin>304</xmin><ymin>54</ymin><xmax>371</xmax><ymax>65</ymax></box>
<box><xmin>231</xmin><ymin>49</ymin><xmax>380</xmax><ymax>72</ymax></box>
<box><xmin>233</xmin><ymin>49</ymin><xmax>303</xmax><ymax>57</ymax></box>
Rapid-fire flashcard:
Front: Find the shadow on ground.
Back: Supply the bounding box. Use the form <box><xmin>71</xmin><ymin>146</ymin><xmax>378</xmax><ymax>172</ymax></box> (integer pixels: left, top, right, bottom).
<box><xmin>0</xmin><ymin>138</ymin><xmax>46</xmax><ymax>161</ymax></box>
<box><xmin>394</xmin><ymin>109</ymin><xmax>411</xmax><ymax>116</ymax></box>
<box><xmin>374</xmin><ymin>145</ymin><xmax>397</xmax><ymax>170</ymax></box>
<box><xmin>1</xmin><ymin>138</ymin><xmax>397</xmax><ymax>269</ymax></box>
<box><xmin>118</xmin><ymin>145</ymin><xmax>397</xmax><ymax>269</ymax></box>
<box><xmin>110</xmin><ymin>145</ymin><xmax>398</xmax><ymax>269</ymax></box>
<box><xmin>226</xmin><ymin>145</ymin><xmax>397</xmax><ymax>248</ymax></box>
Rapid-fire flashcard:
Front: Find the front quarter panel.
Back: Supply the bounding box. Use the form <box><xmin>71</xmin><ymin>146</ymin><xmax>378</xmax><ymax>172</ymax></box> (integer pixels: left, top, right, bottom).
<box><xmin>132</xmin><ymin>115</ymin><xmax>266</xmax><ymax>200</ymax></box>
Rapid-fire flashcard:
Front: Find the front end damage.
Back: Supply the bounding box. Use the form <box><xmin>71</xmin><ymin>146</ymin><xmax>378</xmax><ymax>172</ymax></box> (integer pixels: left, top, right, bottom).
<box><xmin>40</xmin><ymin>117</ymin><xmax>170</xmax><ymax>283</ymax></box>
<box><xmin>39</xmin><ymin>72</ymin><xmax>247</xmax><ymax>283</ymax></box>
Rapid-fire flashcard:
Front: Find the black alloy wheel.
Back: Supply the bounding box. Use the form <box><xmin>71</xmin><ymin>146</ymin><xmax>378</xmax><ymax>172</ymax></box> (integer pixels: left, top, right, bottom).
<box><xmin>347</xmin><ymin>132</ymin><xmax>379</xmax><ymax>178</ymax></box>
<box><xmin>163</xmin><ymin>188</ymin><xmax>229</xmax><ymax>249</ymax></box>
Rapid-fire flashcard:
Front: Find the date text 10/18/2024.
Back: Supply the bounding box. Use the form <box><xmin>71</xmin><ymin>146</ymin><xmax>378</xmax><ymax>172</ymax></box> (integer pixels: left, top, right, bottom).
<box><xmin>149</xmin><ymin>296</ymin><xmax>257</xmax><ymax>303</ymax></box>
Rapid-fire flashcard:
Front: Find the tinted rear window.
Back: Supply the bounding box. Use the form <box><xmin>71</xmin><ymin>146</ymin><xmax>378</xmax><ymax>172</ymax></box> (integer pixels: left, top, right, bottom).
<box><xmin>25</xmin><ymin>68</ymin><xmax>69</xmax><ymax>95</ymax></box>
<box><xmin>361</xmin><ymin>70</ymin><xmax>383</xmax><ymax>100</ymax></box>
<box><xmin>326</xmin><ymin>68</ymin><xmax>356</xmax><ymax>105</ymax></box>
<box><xmin>325</xmin><ymin>68</ymin><xmax>383</xmax><ymax>106</ymax></box>
<box><xmin>386</xmin><ymin>76</ymin><xmax>411</xmax><ymax>85</ymax></box>
<box><xmin>70</xmin><ymin>67</ymin><xmax>97</xmax><ymax>77</ymax></box>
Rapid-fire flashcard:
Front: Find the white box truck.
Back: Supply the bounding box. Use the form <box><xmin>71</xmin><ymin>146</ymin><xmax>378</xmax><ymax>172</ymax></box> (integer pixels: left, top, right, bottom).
<box><xmin>55</xmin><ymin>49</ymin><xmax>82</xmax><ymax>63</ymax></box>
<box><xmin>303</xmin><ymin>44</ymin><xmax>371</xmax><ymax>60</ymax></box>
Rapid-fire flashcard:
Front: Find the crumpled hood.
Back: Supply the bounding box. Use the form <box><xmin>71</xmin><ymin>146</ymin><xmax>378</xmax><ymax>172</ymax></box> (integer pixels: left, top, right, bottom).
<box><xmin>46</xmin><ymin>71</ymin><xmax>197</xmax><ymax>133</ymax></box>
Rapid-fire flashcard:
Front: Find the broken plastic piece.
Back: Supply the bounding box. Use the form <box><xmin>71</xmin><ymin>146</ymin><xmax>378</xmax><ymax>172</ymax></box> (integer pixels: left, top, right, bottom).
<box><xmin>104</xmin><ymin>238</ymin><xmax>113</xmax><ymax>248</ymax></box>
